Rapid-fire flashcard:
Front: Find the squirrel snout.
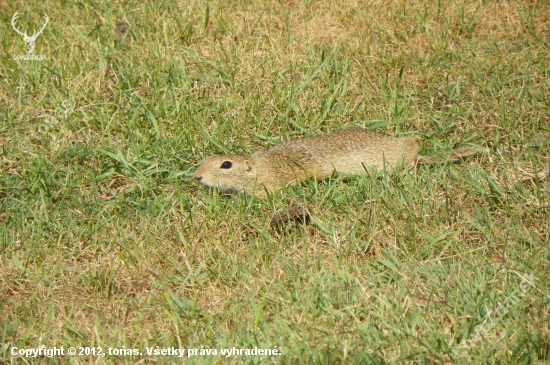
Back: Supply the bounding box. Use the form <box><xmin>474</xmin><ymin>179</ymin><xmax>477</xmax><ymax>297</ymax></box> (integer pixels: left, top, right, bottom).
<box><xmin>194</xmin><ymin>175</ymin><xmax>203</xmax><ymax>182</ymax></box>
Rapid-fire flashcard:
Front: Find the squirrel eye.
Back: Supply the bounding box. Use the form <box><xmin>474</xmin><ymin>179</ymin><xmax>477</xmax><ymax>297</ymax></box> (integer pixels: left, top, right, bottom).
<box><xmin>220</xmin><ymin>161</ymin><xmax>233</xmax><ymax>169</ymax></box>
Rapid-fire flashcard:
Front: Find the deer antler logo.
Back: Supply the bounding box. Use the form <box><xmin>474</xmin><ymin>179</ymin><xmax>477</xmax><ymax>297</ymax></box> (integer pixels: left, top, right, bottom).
<box><xmin>11</xmin><ymin>11</ymin><xmax>49</xmax><ymax>55</ymax></box>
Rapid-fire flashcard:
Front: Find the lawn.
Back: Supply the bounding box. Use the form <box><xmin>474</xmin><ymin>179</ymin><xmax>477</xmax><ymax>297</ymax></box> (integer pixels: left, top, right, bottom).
<box><xmin>1</xmin><ymin>0</ymin><xmax>549</xmax><ymax>363</ymax></box>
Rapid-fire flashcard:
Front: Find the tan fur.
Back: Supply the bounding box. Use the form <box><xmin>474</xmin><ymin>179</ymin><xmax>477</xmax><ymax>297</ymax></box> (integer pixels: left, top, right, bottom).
<box><xmin>194</xmin><ymin>128</ymin><xmax>477</xmax><ymax>196</ymax></box>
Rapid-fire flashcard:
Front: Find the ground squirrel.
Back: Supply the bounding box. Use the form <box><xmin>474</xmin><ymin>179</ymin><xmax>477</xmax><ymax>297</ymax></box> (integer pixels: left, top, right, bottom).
<box><xmin>194</xmin><ymin>128</ymin><xmax>478</xmax><ymax>196</ymax></box>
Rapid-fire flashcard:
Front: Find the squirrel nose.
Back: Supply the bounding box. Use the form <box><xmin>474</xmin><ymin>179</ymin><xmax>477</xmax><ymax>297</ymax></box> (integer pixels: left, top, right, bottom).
<box><xmin>194</xmin><ymin>175</ymin><xmax>202</xmax><ymax>182</ymax></box>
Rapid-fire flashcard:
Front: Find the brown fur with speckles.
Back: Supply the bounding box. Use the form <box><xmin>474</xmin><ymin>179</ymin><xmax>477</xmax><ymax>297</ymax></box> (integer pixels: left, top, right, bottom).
<box><xmin>194</xmin><ymin>128</ymin><xmax>477</xmax><ymax>196</ymax></box>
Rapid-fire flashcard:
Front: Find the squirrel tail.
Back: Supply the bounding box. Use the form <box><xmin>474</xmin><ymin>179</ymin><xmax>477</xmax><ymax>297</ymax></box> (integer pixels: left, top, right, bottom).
<box><xmin>415</xmin><ymin>147</ymin><xmax>483</xmax><ymax>165</ymax></box>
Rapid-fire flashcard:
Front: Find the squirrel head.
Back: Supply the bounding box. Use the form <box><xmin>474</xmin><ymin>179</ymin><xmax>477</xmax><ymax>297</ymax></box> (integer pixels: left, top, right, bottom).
<box><xmin>194</xmin><ymin>154</ymin><xmax>259</xmax><ymax>193</ymax></box>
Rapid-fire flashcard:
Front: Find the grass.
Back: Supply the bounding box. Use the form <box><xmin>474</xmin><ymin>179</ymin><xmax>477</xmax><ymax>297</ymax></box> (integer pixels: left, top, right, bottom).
<box><xmin>1</xmin><ymin>0</ymin><xmax>549</xmax><ymax>363</ymax></box>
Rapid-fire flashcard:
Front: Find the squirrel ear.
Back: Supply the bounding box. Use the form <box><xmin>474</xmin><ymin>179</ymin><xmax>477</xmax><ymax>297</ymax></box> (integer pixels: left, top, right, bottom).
<box><xmin>244</xmin><ymin>160</ymin><xmax>252</xmax><ymax>171</ymax></box>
